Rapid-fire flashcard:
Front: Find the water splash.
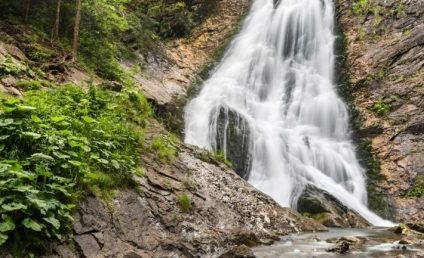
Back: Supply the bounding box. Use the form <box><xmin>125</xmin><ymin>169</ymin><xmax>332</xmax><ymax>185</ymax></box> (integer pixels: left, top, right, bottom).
<box><xmin>184</xmin><ymin>0</ymin><xmax>393</xmax><ymax>227</ymax></box>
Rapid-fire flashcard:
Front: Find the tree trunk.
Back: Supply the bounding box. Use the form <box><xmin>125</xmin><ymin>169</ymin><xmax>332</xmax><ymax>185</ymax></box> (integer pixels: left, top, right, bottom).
<box><xmin>51</xmin><ymin>0</ymin><xmax>62</xmax><ymax>42</ymax></box>
<box><xmin>23</xmin><ymin>0</ymin><xmax>31</xmax><ymax>23</ymax></box>
<box><xmin>72</xmin><ymin>0</ymin><xmax>82</xmax><ymax>62</ymax></box>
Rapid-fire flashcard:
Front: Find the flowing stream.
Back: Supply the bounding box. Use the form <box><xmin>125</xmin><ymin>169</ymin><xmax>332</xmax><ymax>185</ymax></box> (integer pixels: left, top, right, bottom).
<box><xmin>184</xmin><ymin>0</ymin><xmax>393</xmax><ymax>226</ymax></box>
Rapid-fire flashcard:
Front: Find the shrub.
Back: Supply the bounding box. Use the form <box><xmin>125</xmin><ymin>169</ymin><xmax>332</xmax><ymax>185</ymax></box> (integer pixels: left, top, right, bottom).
<box><xmin>0</xmin><ymin>57</ymin><xmax>22</xmax><ymax>78</ymax></box>
<box><xmin>178</xmin><ymin>193</ymin><xmax>191</xmax><ymax>212</ymax></box>
<box><xmin>151</xmin><ymin>134</ymin><xmax>178</xmax><ymax>162</ymax></box>
<box><xmin>214</xmin><ymin>151</ymin><xmax>233</xmax><ymax>168</ymax></box>
<box><xmin>372</xmin><ymin>98</ymin><xmax>391</xmax><ymax>116</ymax></box>
<box><xmin>0</xmin><ymin>84</ymin><xmax>151</xmax><ymax>255</ymax></box>
<box><xmin>407</xmin><ymin>177</ymin><xmax>424</xmax><ymax>198</ymax></box>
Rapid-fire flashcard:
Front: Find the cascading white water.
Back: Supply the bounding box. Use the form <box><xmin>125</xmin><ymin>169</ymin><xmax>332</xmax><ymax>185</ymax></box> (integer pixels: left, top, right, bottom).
<box><xmin>184</xmin><ymin>0</ymin><xmax>393</xmax><ymax>226</ymax></box>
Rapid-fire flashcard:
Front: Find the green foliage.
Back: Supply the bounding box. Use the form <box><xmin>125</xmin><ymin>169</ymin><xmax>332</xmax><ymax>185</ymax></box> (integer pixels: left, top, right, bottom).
<box><xmin>0</xmin><ymin>84</ymin><xmax>151</xmax><ymax>254</ymax></box>
<box><xmin>178</xmin><ymin>192</ymin><xmax>191</xmax><ymax>212</ymax></box>
<box><xmin>151</xmin><ymin>134</ymin><xmax>178</xmax><ymax>162</ymax></box>
<box><xmin>214</xmin><ymin>151</ymin><xmax>233</xmax><ymax>168</ymax></box>
<box><xmin>25</xmin><ymin>43</ymin><xmax>54</xmax><ymax>63</ymax></box>
<box><xmin>0</xmin><ymin>57</ymin><xmax>22</xmax><ymax>78</ymax></box>
<box><xmin>0</xmin><ymin>161</ymin><xmax>74</xmax><ymax>256</ymax></box>
<box><xmin>352</xmin><ymin>0</ymin><xmax>371</xmax><ymax>16</ymax></box>
<box><xmin>16</xmin><ymin>79</ymin><xmax>48</xmax><ymax>90</ymax></box>
<box><xmin>406</xmin><ymin>176</ymin><xmax>424</xmax><ymax>198</ymax></box>
<box><xmin>372</xmin><ymin>98</ymin><xmax>391</xmax><ymax>116</ymax></box>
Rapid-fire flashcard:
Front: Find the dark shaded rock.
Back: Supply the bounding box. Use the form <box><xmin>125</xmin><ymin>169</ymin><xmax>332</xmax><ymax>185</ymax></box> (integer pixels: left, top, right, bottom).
<box><xmin>406</xmin><ymin>223</ymin><xmax>424</xmax><ymax>234</ymax></box>
<box><xmin>219</xmin><ymin>245</ymin><xmax>256</xmax><ymax>258</ymax></box>
<box><xmin>297</xmin><ymin>185</ymin><xmax>370</xmax><ymax>228</ymax></box>
<box><xmin>327</xmin><ymin>240</ymin><xmax>350</xmax><ymax>254</ymax></box>
<box><xmin>100</xmin><ymin>80</ymin><xmax>123</xmax><ymax>92</ymax></box>
<box><xmin>215</xmin><ymin>107</ymin><xmax>252</xmax><ymax>179</ymax></box>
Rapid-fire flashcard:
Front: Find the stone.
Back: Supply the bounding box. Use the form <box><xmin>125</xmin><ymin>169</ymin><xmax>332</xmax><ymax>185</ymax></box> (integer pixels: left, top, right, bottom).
<box><xmin>297</xmin><ymin>185</ymin><xmax>370</xmax><ymax>228</ymax></box>
<box><xmin>0</xmin><ymin>75</ymin><xmax>17</xmax><ymax>87</ymax></box>
<box><xmin>327</xmin><ymin>240</ymin><xmax>350</xmax><ymax>254</ymax></box>
<box><xmin>216</xmin><ymin>107</ymin><xmax>252</xmax><ymax>179</ymax></box>
<box><xmin>74</xmin><ymin>234</ymin><xmax>101</xmax><ymax>258</ymax></box>
<box><xmin>6</xmin><ymin>87</ymin><xmax>22</xmax><ymax>97</ymax></box>
<box><xmin>219</xmin><ymin>245</ymin><xmax>256</xmax><ymax>258</ymax></box>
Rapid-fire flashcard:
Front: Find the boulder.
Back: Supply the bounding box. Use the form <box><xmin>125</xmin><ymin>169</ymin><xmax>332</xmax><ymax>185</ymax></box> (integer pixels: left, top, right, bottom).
<box><xmin>215</xmin><ymin>107</ymin><xmax>252</xmax><ymax>179</ymax></box>
<box><xmin>297</xmin><ymin>185</ymin><xmax>370</xmax><ymax>228</ymax></box>
<box><xmin>327</xmin><ymin>240</ymin><xmax>350</xmax><ymax>254</ymax></box>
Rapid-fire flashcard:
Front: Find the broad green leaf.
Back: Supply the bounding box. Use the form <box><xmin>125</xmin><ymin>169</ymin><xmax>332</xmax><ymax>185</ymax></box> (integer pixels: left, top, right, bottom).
<box><xmin>1</xmin><ymin>202</ymin><xmax>27</xmax><ymax>211</ymax></box>
<box><xmin>0</xmin><ymin>220</ymin><xmax>15</xmax><ymax>232</ymax></box>
<box><xmin>21</xmin><ymin>132</ymin><xmax>42</xmax><ymax>139</ymax></box>
<box><xmin>0</xmin><ymin>119</ymin><xmax>13</xmax><ymax>126</ymax></box>
<box><xmin>82</xmin><ymin>116</ymin><xmax>96</xmax><ymax>123</ymax></box>
<box><xmin>98</xmin><ymin>158</ymin><xmax>109</xmax><ymax>164</ymax></box>
<box><xmin>111</xmin><ymin>160</ymin><xmax>120</xmax><ymax>169</ymax></box>
<box><xmin>31</xmin><ymin>153</ymin><xmax>54</xmax><ymax>161</ymax></box>
<box><xmin>17</xmin><ymin>105</ymin><xmax>37</xmax><ymax>111</ymax></box>
<box><xmin>0</xmin><ymin>135</ymin><xmax>9</xmax><ymax>140</ymax></box>
<box><xmin>68</xmin><ymin>140</ymin><xmax>82</xmax><ymax>148</ymax></box>
<box><xmin>0</xmin><ymin>144</ymin><xmax>4</xmax><ymax>152</ymax></box>
<box><xmin>68</xmin><ymin>160</ymin><xmax>84</xmax><ymax>167</ymax></box>
<box><xmin>52</xmin><ymin>151</ymin><xmax>70</xmax><ymax>159</ymax></box>
<box><xmin>31</xmin><ymin>115</ymin><xmax>42</xmax><ymax>123</ymax></box>
<box><xmin>81</xmin><ymin>145</ymin><xmax>91</xmax><ymax>152</ymax></box>
<box><xmin>22</xmin><ymin>218</ymin><xmax>43</xmax><ymax>232</ymax></box>
<box><xmin>42</xmin><ymin>217</ymin><xmax>60</xmax><ymax>230</ymax></box>
<box><xmin>0</xmin><ymin>232</ymin><xmax>8</xmax><ymax>246</ymax></box>
<box><xmin>51</xmin><ymin>115</ymin><xmax>66</xmax><ymax>123</ymax></box>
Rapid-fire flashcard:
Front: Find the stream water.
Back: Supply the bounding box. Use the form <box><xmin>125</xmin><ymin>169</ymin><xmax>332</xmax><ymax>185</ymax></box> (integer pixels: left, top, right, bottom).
<box><xmin>184</xmin><ymin>0</ymin><xmax>393</xmax><ymax>226</ymax></box>
<box><xmin>253</xmin><ymin>228</ymin><xmax>423</xmax><ymax>257</ymax></box>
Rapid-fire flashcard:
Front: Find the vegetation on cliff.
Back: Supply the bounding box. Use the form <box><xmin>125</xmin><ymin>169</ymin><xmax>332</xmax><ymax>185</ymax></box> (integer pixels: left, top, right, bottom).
<box><xmin>0</xmin><ymin>0</ymin><xmax>225</xmax><ymax>255</ymax></box>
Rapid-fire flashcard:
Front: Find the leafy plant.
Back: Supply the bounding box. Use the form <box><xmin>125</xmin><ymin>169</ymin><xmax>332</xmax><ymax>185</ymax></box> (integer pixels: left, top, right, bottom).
<box><xmin>178</xmin><ymin>193</ymin><xmax>191</xmax><ymax>212</ymax></box>
<box><xmin>372</xmin><ymin>98</ymin><xmax>391</xmax><ymax>116</ymax></box>
<box><xmin>352</xmin><ymin>0</ymin><xmax>371</xmax><ymax>16</ymax></box>
<box><xmin>151</xmin><ymin>134</ymin><xmax>178</xmax><ymax>162</ymax></box>
<box><xmin>0</xmin><ymin>84</ymin><xmax>151</xmax><ymax>255</ymax></box>
<box><xmin>0</xmin><ymin>57</ymin><xmax>22</xmax><ymax>78</ymax></box>
<box><xmin>214</xmin><ymin>151</ymin><xmax>233</xmax><ymax>168</ymax></box>
<box><xmin>406</xmin><ymin>176</ymin><xmax>424</xmax><ymax>198</ymax></box>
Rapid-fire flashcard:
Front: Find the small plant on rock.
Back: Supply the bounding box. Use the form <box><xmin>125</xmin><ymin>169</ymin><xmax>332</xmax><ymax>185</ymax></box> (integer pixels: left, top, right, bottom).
<box><xmin>178</xmin><ymin>193</ymin><xmax>191</xmax><ymax>212</ymax></box>
<box><xmin>372</xmin><ymin>98</ymin><xmax>391</xmax><ymax>116</ymax></box>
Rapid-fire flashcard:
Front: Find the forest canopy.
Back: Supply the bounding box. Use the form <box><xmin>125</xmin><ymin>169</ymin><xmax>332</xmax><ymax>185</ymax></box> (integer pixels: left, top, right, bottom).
<box><xmin>0</xmin><ymin>0</ymin><xmax>219</xmax><ymax>80</ymax></box>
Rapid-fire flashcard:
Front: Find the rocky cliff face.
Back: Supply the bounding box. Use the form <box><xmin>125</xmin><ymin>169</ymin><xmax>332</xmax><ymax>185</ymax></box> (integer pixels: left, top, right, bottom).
<box><xmin>128</xmin><ymin>0</ymin><xmax>251</xmax><ymax>132</ymax></box>
<box><xmin>0</xmin><ymin>121</ymin><xmax>324</xmax><ymax>258</ymax></box>
<box><xmin>336</xmin><ymin>0</ymin><xmax>424</xmax><ymax>222</ymax></box>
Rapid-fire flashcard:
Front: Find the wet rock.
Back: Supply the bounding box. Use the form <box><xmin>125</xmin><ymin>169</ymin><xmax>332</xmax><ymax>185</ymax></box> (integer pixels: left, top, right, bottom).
<box><xmin>406</xmin><ymin>223</ymin><xmax>424</xmax><ymax>234</ymax></box>
<box><xmin>215</xmin><ymin>107</ymin><xmax>252</xmax><ymax>179</ymax></box>
<box><xmin>219</xmin><ymin>245</ymin><xmax>256</xmax><ymax>258</ymax></box>
<box><xmin>327</xmin><ymin>240</ymin><xmax>350</xmax><ymax>254</ymax></box>
<box><xmin>297</xmin><ymin>185</ymin><xmax>370</xmax><ymax>228</ymax></box>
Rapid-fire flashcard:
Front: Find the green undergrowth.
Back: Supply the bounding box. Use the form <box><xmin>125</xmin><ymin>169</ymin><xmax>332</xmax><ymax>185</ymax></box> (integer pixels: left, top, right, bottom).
<box><xmin>406</xmin><ymin>176</ymin><xmax>424</xmax><ymax>198</ymax></box>
<box><xmin>0</xmin><ymin>84</ymin><xmax>151</xmax><ymax>256</ymax></box>
<box><xmin>151</xmin><ymin>134</ymin><xmax>179</xmax><ymax>162</ymax></box>
<box><xmin>214</xmin><ymin>151</ymin><xmax>233</xmax><ymax>169</ymax></box>
<box><xmin>178</xmin><ymin>192</ymin><xmax>191</xmax><ymax>212</ymax></box>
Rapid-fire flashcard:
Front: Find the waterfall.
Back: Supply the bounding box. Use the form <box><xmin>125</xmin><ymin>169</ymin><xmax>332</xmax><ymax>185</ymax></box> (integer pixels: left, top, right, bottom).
<box><xmin>184</xmin><ymin>0</ymin><xmax>393</xmax><ymax>227</ymax></box>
